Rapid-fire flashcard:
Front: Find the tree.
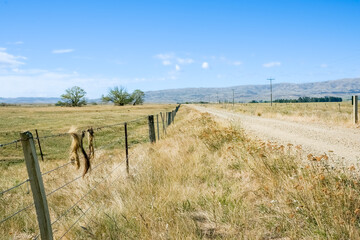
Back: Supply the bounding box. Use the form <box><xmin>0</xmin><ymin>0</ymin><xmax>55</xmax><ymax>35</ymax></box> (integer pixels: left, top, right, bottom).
<box><xmin>58</xmin><ymin>86</ymin><xmax>87</xmax><ymax>107</ymax></box>
<box><xmin>102</xmin><ymin>86</ymin><xmax>132</xmax><ymax>106</ymax></box>
<box><xmin>131</xmin><ymin>89</ymin><xmax>145</xmax><ymax>105</ymax></box>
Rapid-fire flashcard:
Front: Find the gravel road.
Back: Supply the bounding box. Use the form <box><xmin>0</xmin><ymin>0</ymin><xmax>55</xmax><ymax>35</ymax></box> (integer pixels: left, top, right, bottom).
<box><xmin>193</xmin><ymin>105</ymin><xmax>360</xmax><ymax>167</ymax></box>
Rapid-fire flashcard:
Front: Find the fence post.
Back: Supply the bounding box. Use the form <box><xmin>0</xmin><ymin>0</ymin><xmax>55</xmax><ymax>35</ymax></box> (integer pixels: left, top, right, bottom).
<box><xmin>172</xmin><ymin>110</ymin><xmax>175</xmax><ymax>123</ymax></box>
<box><xmin>124</xmin><ymin>122</ymin><xmax>129</xmax><ymax>174</ymax></box>
<box><xmin>160</xmin><ymin>112</ymin><xmax>166</xmax><ymax>135</ymax></box>
<box><xmin>156</xmin><ymin>114</ymin><xmax>160</xmax><ymax>141</ymax></box>
<box><xmin>167</xmin><ymin>112</ymin><xmax>172</xmax><ymax>126</ymax></box>
<box><xmin>35</xmin><ymin>129</ymin><xmax>44</xmax><ymax>161</ymax></box>
<box><xmin>353</xmin><ymin>95</ymin><xmax>358</xmax><ymax>124</ymax></box>
<box><xmin>20</xmin><ymin>131</ymin><xmax>53</xmax><ymax>240</ymax></box>
<box><xmin>148</xmin><ymin>115</ymin><xmax>156</xmax><ymax>143</ymax></box>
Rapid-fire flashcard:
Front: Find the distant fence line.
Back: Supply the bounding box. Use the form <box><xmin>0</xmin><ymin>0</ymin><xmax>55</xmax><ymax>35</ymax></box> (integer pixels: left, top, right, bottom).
<box><xmin>0</xmin><ymin>104</ymin><xmax>181</xmax><ymax>240</ymax></box>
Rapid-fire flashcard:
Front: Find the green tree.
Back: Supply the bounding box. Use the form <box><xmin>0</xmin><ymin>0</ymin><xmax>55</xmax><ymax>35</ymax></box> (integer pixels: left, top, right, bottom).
<box><xmin>131</xmin><ymin>89</ymin><xmax>145</xmax><ymax>105</ymax></box>
<box><xmin>102</xmin><ymin>86</ymin><xmax>132</xmax><ymax>106</ymax></box>
<box><xmin>59</xmin><ymin>86</ymin><xmax>87</xmax><ymax>107</ymax></box>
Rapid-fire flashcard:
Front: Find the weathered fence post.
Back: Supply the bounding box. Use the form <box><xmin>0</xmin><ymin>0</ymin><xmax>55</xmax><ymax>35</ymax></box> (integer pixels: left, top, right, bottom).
<box><xmin>20</xmin><ymin>131</ymin><xmax>53</xmax><ymax>240</ymax></box>
<box><xmin>167</xmin><ymin>112</ymin><xmax>172</xmax><ymax>126</ymax></box>
<box><xmin>124</xmin><ymin>122</ymin><xmax>129</xmax><ymax>174</ymax></box>
<box><xmin>160</xmin><ymin>112</ymin><xmax>166</xmax><ymax>135</ymax></box>
<box><xmin>148</xmin><ymin>115</ymin><xmax>156</xmax><ymax>143</ymax></box>
<box><xmin>172</xmin><ymin>110</ymin><xmax>175</xmax><ymax>123</ymax></box>
<box><xmin>353</xmin><ymin>95</ymin><xmax>358</xmax><ymax>124</ymax></box>
<box><xmin>35</xmin><ymin>129</ymin><xmax>44</xmax><ymax>161</ymax></box>
<box><xmin>156</xmin><ymin>114</ymin><xmax>160</xmax><ymax>141</ymax></box>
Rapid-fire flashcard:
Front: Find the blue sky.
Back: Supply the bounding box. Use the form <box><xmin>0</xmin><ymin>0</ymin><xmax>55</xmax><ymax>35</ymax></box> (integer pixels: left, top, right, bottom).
<box><xmin>0</xmin><ymin>0</ymin><xmax>359</xmax><ymax>98</ymax></box>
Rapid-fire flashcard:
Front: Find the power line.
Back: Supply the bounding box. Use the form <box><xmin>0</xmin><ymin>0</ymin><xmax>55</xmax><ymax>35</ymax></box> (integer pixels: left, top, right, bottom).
<box><xmin>267</xmin><ymin>78</ymin><xmax>275</xmax><ymax>106</ymax></box>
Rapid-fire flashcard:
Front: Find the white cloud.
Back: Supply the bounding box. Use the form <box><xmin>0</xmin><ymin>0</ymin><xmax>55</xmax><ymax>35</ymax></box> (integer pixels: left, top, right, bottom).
<box><xmin>162</xmin><ymin>60</ymin><xmax>171</xmax><ymax>65</ymax></box>
<box><xmin>233</xmin><ymin>61</ymin><xmax>243</xmax><ymax>66</ymax></box>
<box><xmin>202</xmin><ymin>62</ymin><xmax>209</xmax><ymax>69</ymax></box>
<box><xmin>263</xmin><ymin>62</ymin><xmax>281</xmax><ymax>68</ymax></box>
<box><xmin>52</xmin><ymin>49</ymin><xmax>75</xmax><ymax>54</ymax></box>
<box><xmin>320</xmin><ymin>63</ymin><xmax>328</xmax><ymax>68</ymax></box>
<box><xmin>0</xmin><ymin>68</ymin><xmax>162</xmax><ymax>98</ymax></box>
<box><xmin>175</xmin><ymin>64</ymin><xmax>180</xmax><ymax>71</ymax></box>
<box><xmin>0</xmin><ymin>48</ymin><xmax>26</xmax><ymax>67</ymax></box>
<box><xmin>6</xmin><ymin>41</ymin><xmax>24</xmax><ymax>45</ymax></box>
<box><xmin>177</xmin><ymin>58</ymin><xmax>194</xmax><ymax>64</ymax></box>
<box><xmin>154</xmin><ymin>53</ymin><xmax>173</xmax><ymax>60</ymax></box>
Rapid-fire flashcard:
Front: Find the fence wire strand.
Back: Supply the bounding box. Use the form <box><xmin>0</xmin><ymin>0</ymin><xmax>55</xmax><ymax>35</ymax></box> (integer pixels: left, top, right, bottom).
<box><xmin>51</xmin><ymin>158</ymin><xmax>126</xmax><ymax>239</ymax></box>
<box><xmin>41</xmin><ymin>161</ymin><xmax>72</xmax><ymax>177</ymax></box>
<box><xmin>0</xmin><ymin>178</ymin><xmax>29</xmax><ymax>196</ymax></box>
<box><xmin>0</xmin><ymin>202</ymin><xmax>34</xmax><ymax>225</ymax></box>
<box><xmin>0</xmin><ymin>139</ymin><xmax>20</xmax><ymax>148</ymax></box>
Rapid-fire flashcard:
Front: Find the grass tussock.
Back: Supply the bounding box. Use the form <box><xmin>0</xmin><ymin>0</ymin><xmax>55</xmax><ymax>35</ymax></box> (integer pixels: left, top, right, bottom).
<box><xmin>2</xmin><ymin>106</ymin><xmax>360</xmax><ymax>239</ymax></box>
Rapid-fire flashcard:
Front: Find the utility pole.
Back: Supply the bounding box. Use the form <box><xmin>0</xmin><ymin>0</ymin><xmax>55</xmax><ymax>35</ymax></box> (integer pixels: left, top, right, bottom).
<box><xmin>267</xmin><ymin>78</ymin><xmax>275</xmax><ymax>106</ymax></box>
<box><xmin>232</xmin><ymin>89</ymin><xmax>235</xmax><ymax>107</ymax></box>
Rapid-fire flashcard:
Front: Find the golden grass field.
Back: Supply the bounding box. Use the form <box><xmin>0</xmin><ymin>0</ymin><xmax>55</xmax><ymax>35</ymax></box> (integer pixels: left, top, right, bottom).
<box><xmin>208</xmin><ymin>101</ymin><xmax>356</xmax><ymax>127</ymax></box>
<box><xmin>1</xmin><ymin>103</ymin><xmax>360</xmax><ymax>239</ymax></box>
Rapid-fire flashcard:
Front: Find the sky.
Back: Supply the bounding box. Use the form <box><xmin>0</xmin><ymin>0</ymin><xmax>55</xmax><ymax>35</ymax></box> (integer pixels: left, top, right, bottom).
<box><xmin>0</xmin><ymin>0</ymin><xmax>359</xmax><ymax>98</ymax></box>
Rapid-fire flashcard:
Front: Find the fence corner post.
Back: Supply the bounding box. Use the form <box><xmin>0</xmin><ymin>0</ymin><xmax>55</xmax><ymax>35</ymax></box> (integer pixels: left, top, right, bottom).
<box><xmin>148</xmin><ymin>115</ymin><xmax>156</xmax><ymax>143</ymax></box>
<box><xmin>20</xmin><ymin>131</ymin><xmax>53</xmax><ymax>240</ymax></box>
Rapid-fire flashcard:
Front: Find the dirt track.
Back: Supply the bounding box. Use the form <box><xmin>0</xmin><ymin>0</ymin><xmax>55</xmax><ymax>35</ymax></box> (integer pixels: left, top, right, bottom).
<box><xmin>193</xmin><ymin>105</ymin><xmax>360</xmax><ymax>167</ymax></box>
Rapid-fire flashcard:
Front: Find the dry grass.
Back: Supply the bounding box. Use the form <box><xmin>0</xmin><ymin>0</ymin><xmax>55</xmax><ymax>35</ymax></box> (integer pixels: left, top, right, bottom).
<box><xmin>204</xmin><ymin>102</ymin><xmax>356</xmax><ymax>127</ymax></box>
<box><xmin>2</xmin><ymin>105</ymin><xmax>360</xmax><ymax>239</ymax></box>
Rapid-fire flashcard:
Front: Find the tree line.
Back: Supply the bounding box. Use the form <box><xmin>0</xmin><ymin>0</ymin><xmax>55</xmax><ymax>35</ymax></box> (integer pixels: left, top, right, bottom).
<box><xmin>56</xmin><ymin>86</ymin><xmax>145</xmax><ymax>107</ymax></box>
<box><xmin>273</xmin><ymin>96</ymin><xmax>342</xmax><ymax>103</ymax></box>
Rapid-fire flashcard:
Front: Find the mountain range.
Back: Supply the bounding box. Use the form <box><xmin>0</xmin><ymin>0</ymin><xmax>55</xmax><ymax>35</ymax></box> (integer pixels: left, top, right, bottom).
<box><xmin>144</xmin><ymin>78</ymin><xmax>360</xmax><ymax>103</ymax></box>
<box><xmin>0</xmin><ymin>78</ymin><xmax>359</xmax><ymax>104</ymax></box>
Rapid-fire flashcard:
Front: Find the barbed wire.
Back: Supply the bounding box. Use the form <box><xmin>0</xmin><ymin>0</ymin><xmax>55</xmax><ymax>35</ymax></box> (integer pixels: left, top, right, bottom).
<box><xmin>0</xmin><ymin>139</ymin><xmax>20</xmax><ymax>148</ymax></box>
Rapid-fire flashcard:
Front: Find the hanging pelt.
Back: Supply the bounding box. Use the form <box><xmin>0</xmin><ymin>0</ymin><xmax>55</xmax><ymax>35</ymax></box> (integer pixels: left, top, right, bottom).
<box><xmin>87</xmin><ymin>128</ymin><xmax>95</xmax><ymax>160</ymax></box>
<box><xmin>68</xmin><ymin>127</ymin><xmax>91</xmax><ymax>177</ymax></box>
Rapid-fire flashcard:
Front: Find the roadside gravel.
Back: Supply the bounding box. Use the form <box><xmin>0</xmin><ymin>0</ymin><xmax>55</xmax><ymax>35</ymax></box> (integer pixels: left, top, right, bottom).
<box><xmin>193</xmin><ymin>105</ymin><xmax>360</xmax><ymax>168</ymax></box>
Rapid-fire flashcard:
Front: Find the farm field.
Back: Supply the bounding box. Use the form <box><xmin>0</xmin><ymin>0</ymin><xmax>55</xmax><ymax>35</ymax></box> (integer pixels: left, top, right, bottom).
<box><xmin>0</xmin><ymin>104</ymin><xmax>176</xmax><ymax>163</ymax></box>
<box><xmin>1</xmin><ymin>104</ymin><xmax>360</xmax><ymax>239</ymax></box>
<box><xmin>205</xmin><ymin>102</ymin><xmax>355</xmax><ymax>127</ymax></box>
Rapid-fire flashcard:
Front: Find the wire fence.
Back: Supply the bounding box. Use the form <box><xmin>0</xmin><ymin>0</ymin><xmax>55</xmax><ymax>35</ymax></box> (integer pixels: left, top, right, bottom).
<box><xmin>0</xmin><ymin>104</ymin><xmax>181</xmax><ymax>239</ymax></box>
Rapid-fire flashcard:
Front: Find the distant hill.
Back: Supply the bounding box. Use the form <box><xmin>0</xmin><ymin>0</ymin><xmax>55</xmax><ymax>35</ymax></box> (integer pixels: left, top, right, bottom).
<box><xmin>144</xmin><ymin>78</ymin><xmax>360</xmax><ymax>103</ymax></box>
<box><xmin>1</xmin><ymin>78</ymin><xmax>359</xmax><ymax>104</ymax></box>
<box><xmin>0</xmin><ymin>97</ymin><xmax>61</xmax><ymax>104</ymax></box>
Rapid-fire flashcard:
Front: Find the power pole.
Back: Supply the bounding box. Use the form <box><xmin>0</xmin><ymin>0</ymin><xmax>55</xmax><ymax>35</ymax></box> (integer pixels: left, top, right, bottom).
<box><xmin>267</xmin><ymin>78</ymin><xmax>275</xmax><ymax>106</ymax></box>
<box><xmin>232</xmin><ymin>89</ymin><xmax>235</xmax><ymax>107</ymax></box>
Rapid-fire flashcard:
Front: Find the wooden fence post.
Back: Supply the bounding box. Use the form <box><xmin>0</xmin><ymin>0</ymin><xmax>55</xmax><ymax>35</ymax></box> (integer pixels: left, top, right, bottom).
<box><xmin>160</xmin><ymin>112</ymin><xmax>166</xmax><ymax>135</ymax></box>
<box><xmin>35</xmin><ymin>129</ymin><xmax>44</xmax><ymax>161</ymax></box>
<box><xmin>148</xmin><ymin>115</ymin><xmax>156</xmax><ymax>143</ymax></box>
<box><xmin>353</xmin><ymin>95</ymin><xmax>358</xmax><ymax>124</ymax></box>
<box><xmin>20</xmin><ymin>131</ymin><xmax>53</xmax><ymax>240</ymax></box>
<box><xmin>167</xmin><ymin>112</ymin><xmax>172</xmax><ymax>126</ymax></box>
<box><xmin>124</xmin><ymin>123</ymin><xmax>129</xmax><ymax>174</ymax></box>
<box><xmin>172</xmin><ymin>110</ymin><xmax>175</xmax><ymax>123</ymax></box>
<box><xmin>156</xmin><ymin>114</ymin><xmax>160</xmax><ymax>141</ymax></box>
